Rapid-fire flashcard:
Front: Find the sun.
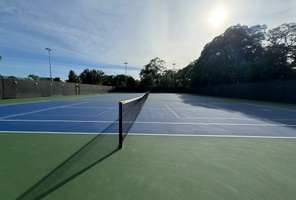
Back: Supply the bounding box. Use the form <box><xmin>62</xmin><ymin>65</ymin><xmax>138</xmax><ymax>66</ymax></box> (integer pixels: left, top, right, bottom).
<box><xmin>209</xmin><ymin>7</ymin><xmax>228</xmax><ymax>27</ymax></box>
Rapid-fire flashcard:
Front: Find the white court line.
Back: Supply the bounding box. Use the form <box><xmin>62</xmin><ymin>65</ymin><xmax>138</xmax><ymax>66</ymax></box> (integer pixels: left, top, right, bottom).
<box><xmin>0</xmin><ymin>119</ymin><xmax>116</xmax><ymax>123</ymax></box>
<box><xmin>128</xmin><ymin>133</ymin><xmax>296</xmax><ymax>139</ymax></box>
<box><xmin>0</xmin><ymin>131</ymin><xmax>117</xmax><ymax>135</ymax></box>
<box><xmin>65</xmin><ymin>106</ymin><xmax>115</xmax><ymax>109</ymax></box>
<box><xmin>177</xmin><ymin>117</ymin><xmax>257</xmax><ymax>120</ymax></box>
<box><xmin>177</xmin><ymin>117</ymin><xmax>296</xmax><ymax>121</ymax></box>
<box><xmin>144</xmin><ymin>107</ymin><xmax>215</xmax><ymax>111</ymax></box>
<box><xmin>132</xmin><ymin>121</ymin><xmax>296</xmax><ymax>127</ymax></box>
<box><xmin>165</xmin><ymin>104</ymin><xmax>180</xmax><ymax>118</ymax></box>
<box><xmin>0</xmin><ymin>119</ymin><xmax>296</xmax><ymax>127</ymax></box>
<box><xmin>1</xmin><ymin>131</ymin><xmax>295</xmax><ymax>139</ymax></box>
<box><xmin>1</xmin><ymin>102</ymin><xmax>88</xmax><ymax>119</ymax></box>
<box><xmin>96</xmin><ymin>107</ymin><xmax>117</xmax><ymax>117</ymax></box>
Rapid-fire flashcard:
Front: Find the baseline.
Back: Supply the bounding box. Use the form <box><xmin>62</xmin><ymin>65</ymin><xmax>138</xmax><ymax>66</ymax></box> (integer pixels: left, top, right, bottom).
<box><xmin>128</xmin><ymin>133</ymin><xmax>296</xmax><ymax>139</ymax></box>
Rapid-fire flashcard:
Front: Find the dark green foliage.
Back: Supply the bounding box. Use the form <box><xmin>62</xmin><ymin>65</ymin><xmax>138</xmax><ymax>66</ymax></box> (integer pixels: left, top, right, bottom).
<box><xmin>64</xmin><ymin>22</ymin><xmax>296</xmax><ymax>89</ymax></box>
<box><xmin>27</xmin><ymin>74</ymin><xmax>61</xmax><ymax>82</ymax></box>
<box><xmin>66</xmin><ymin>69</ymin><xmax>137</xmax><ymax>87</ymax></box>
<box><xmin>79</xmin><ymin>69</ymin><xmax>105</xmax><ymax>85</ymax></box>
<box><xmin>102</xmin><ymin>74</ymin><xmax>137</xmax><ymax>87</ymax></box>
<box><xmin>192</xmin><ymin>24</ymin><xmax>266</xmax><ymax>86</ymax></box>
<box><xmin>67</xmin><ymin>70</ymin><xmax>80</xmax><ymax>83</ymax></box>
<box><xmin>127</xmin><ymin>76</ymin><xmax>137</xmax><ymax>87</ymax></box>
<box><xmin>175</xmin><ymin>64</ymin><xmax>193</xmax><ymax>87</ymax></box>
<box><xmin>159</xmin><ymin>70</ymin><xmax>174</xmax><ymax>87</ymax></box>
<box><xmin>53</xmin><ymin>77</ymin><xmax>61</xmax><ymax>82</ymax></box>
<box><xmin>139</xmin><ymin>75</ymin><xmax>155</xmax><ymax>87</ymax></box>
<box><xmin>188</xmin><ymin>23</ymin><xmax>296</xmax><ymax>87</ymax></box>
<box><xmin>27</xmin><ymin>74</ymin><xmax>40</xmax><ymax>80</ymax></box>
<box><xmin>139</xmin><ymin>57</ymin><xmax>166</xmax><ymax>87</ymax></box>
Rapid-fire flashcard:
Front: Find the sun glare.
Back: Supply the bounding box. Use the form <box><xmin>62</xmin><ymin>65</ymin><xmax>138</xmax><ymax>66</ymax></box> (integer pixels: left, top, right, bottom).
<box><xmin>209</xmin><ymin>7</ymin><xmax>227</xmax><ymax>27</ymax></box>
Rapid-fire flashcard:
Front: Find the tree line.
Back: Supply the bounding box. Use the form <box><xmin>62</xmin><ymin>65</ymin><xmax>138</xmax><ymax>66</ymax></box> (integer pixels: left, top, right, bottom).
<box><xmin>66</xmin><ymin>57</ymin><xmax>173</xmax><ymax>87</ymax></box>
<box><xmin>184</xmin><ymin>22</ymin><xmax>296</xmax><ymax>87</ymax></box>
<box><xmin>137</xmin><ymin>22</ymin><xmax>296</xmax><ymax>87</ymax></box>
<box><xmin>65</xmin><ymin>57</ymin><xmax>177</xmax><ymax>88</ymax></box>
<box><xmin>67</xmin><ymin>68</ymin><xmax>138</xmax><ymax>87</ymax></box>
<box><xmin>28</xmin><ymin>22</ymin><xmax>296</xmax><ymax>88</ymax></box>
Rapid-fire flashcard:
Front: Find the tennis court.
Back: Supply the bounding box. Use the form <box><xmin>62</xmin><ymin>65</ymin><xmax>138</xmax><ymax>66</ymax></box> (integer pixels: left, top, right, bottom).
<box><xmin>1</xmin><ymin>93</ymin><xmax>296</xmax><ymax>199</ymax></box>
<box><xmin>132</xmin><ymin>93</ymin><xmax>296</xmax><ymax>137</ymax></box>
<box><xmin>0</xmin><ymin>93</ymin><xmax>145</xmax><ymax>134</ymax></box>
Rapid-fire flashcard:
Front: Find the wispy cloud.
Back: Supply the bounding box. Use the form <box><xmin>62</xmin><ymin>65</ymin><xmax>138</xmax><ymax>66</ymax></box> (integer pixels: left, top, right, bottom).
<box><xmin>0</xmin><ymin>0</ymin><xmax>295</xmax><ymax>80</ymax></box>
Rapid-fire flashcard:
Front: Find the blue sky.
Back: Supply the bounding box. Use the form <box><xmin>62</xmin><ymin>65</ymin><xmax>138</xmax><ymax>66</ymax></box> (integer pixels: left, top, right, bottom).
<box><xmin>0</xmin><ymin>0</ymin><xmax>295</xmax><ymax>81</ymax></box>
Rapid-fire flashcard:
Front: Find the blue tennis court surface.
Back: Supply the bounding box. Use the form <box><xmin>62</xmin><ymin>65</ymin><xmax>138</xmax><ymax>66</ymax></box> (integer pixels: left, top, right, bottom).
<box><xmin>132</xmin><ymin>94</ymin><xmax>296</xmax><ymax>137</ymax></box>
<box><xmin>1</xmin><ymin>93</ymin><xmax>296</xmax><ymax>138</ymax></box>
<box><xmin>0</xmin><ymin>93</ymin><xmax>139</xmax><ymax>134</ymax></box>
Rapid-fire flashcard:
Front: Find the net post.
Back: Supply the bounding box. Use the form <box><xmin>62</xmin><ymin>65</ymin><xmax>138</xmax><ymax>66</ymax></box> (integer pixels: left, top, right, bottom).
<box><xmin>119</xmin><ymin>101</ymin><xmax>123</xmax><ymax>149</ymax></box>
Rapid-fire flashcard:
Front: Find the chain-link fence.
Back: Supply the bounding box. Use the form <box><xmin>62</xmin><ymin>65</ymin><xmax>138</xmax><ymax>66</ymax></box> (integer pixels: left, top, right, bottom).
<box><xmin>4</xmin><ymin>75</ymin><xmax>293</xmax><ymax>103</ymax></box>
<box><xmin>186</xmin><ymin>80</ymin><xmax>296</xmax><ymax>104</ymax></box>
<box><xmin>112</xmin><ymin>80</ymin><xmax>296</xmax><ymax>104</ymax></box>
<box><xmin>0</xmin><ymin>76</ymin><xmax>114</xmax><ymax>99</ymax></box>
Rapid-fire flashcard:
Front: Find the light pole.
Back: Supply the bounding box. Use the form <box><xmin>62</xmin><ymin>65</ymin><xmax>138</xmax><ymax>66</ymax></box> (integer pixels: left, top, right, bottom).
<box><xmin>45</xmin><ymin>48</ymin><xmax>53</xmax><ymax>96</ymax></box>
<box><xmin>45</xmin><ymin>48</ymin><xmax>52</xmax><ymax>82</ymax></box>
<box><xmin>172</xmin><ymin>63</ymin><xmax>176</xmax><ymax>87</ymax></box>
<box><xmin>124</xmin><ymin>62</ymin><xmax>128</xmax><ymax>87</ymax></box>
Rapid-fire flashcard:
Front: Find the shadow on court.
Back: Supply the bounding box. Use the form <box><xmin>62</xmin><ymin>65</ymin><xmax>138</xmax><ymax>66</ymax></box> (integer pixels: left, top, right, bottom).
<box><xmin>17</xmin><ymin>122</ymin><xmax>119</xmax><ymax>200</ymax></box>
<box><xmin>178</xmin><ymin>94</ymin><xmax>296</xmax><ymax>129</ymax></box>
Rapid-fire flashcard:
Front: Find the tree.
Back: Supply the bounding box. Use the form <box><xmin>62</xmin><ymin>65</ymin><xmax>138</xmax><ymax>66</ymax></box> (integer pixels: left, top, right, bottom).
<box><xmin>126</xmin><ymin>76</ymin><xmax>137</xmax><ymax>87</ymax></box>
<box><xmin>159</xmin><ymin>72</ymin><xmax>172</xmax><ymax>87</ymax></box>
<box><xmin>175</xmin><ymin>63</ymin><xmax>194</xmax><ymax>87</ymax></box>
<box><xmin>102</xmin><ymin>75</ymin><xmax>115</xmax><ymax>86</ymax></box>
<box><xmin>139</xmin><ymin>75</ymin><xmax>155</xmax><ymax>87</ymax></box>
<box><xmin>27</xmin><ymin>74</ymin><xmax>40</xmax><ymax>80</ymax></box>
<box><xmin>53</xmin><ymin>77</ymin><xmax>61</xmax><ymax>82</ymax></box>
<box><xmin>79</xmin><ymin>69</ymin><xmax>105</xmax><ymax>85</ymax></box>
<box><xmin>266</xmin><ymin>23</ymin><xmax>296</xmax><ymax>47</ymax></box>
<box><xmin>263</xmin><ymin>23</ymin><xmax>296</xmax><ymax>80</ymax></box>
<box><xmin>140</xmin><ymin>57</ymin><xmax>166</xmax><ymax>86</ymax></box>
<box><xmin>27</xmin><ymin>74</ymin><xmax>61</xmax><ymax>81</ymax></box>
<box><xmin>112</xmin><ymin>74</ymin><xmax>126</xmax><ymax>87</ymax></box>
<box><xmin>67</xmin><ymin>70</ymin><xmax>80</xmax><ymax>83</ymax></box>
<box><xmin>100</xmin><ymin>74</ymin><xmax>137</xmax><ymax>87</ymax></box>
<box><xmin>191</xmin><ymin>24</ymin><xmax>266</xmax><ymax>86</ymax></box>
<box><xmin>0</xmin><ymin>56</ymin><xmax>2</xmax><ymax>61</ymax></box>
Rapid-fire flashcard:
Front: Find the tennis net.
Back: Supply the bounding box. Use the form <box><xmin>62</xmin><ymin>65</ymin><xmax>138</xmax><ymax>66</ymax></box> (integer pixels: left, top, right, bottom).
<box><xmin>119</xmin><ymin>92</ymin><xmax>149</xmax><ymax>148</ymax></box>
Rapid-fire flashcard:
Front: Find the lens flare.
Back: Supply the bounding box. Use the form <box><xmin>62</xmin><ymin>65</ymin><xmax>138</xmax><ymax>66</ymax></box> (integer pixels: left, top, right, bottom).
<box><xmin>209</xmin><ymin>7</ymin><xmax>228</xmax><ymax>26</ymax></box>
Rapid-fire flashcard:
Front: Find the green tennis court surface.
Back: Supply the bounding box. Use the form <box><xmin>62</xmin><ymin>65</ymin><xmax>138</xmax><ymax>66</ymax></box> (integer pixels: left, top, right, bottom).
<box><xmin>1</xmin><ymin>93</ymin><xmax>296</xmax><ymax>199</ymax></box>
<box><xmin>1</xmin><ymin>134</ymin><xmax>296</xmax><ymax>200</ymax></box>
